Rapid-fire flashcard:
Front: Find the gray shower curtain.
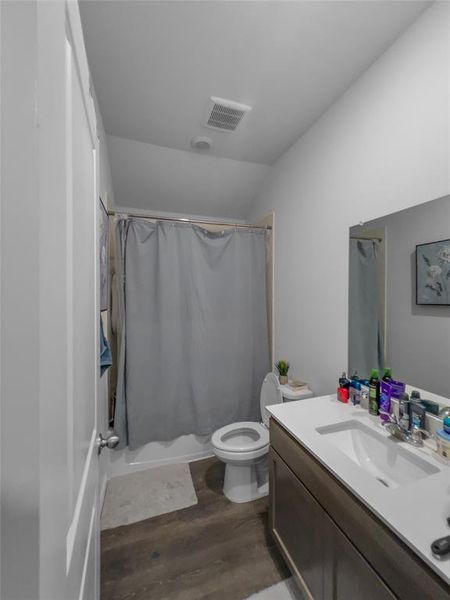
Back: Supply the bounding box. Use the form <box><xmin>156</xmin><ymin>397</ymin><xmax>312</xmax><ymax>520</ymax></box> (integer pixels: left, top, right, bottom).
<box><xmin>114</xmin><ymin>219</ymin><xmax>270</xmax><ymax>450</ymax></box>
<box><xmin>349</xmin><ymin>239</ymin><xmax>385</xmax><ymax>378</ymax></box>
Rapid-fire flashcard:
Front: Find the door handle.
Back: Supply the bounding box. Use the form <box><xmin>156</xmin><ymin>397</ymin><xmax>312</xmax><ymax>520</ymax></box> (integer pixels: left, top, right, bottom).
<box><xmin>97</xmin><ymin>431</ymin><xmax>120</xmax><ymax>454</ymax></box>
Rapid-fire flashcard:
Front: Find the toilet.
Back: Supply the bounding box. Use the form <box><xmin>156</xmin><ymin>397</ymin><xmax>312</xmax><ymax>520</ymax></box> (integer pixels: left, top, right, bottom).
<box><xmin>211</xmin><ymin>372</ymin><xmax>313</xmax><ymax>503</ymax></box>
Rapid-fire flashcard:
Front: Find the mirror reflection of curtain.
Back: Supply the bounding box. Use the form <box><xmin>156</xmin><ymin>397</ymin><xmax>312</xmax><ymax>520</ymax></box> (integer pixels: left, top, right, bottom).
<box><xmin>114</xmin><ymin>219</ymin><xmax>270</xmax><ymax>450</ymax></box>
<box><xmin>349</xmin><ymin>239</ymin><xmax>384</xmax><ymax>378</ymax></box>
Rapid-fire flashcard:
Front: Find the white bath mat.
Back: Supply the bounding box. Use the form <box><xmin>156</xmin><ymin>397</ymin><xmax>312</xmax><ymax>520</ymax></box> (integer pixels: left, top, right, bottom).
<box><xmin>244</xmin><ymin>578</ymin><xmax>304</xmax><ymax>600</ymax></box>
<box><xmin>101</xmin><ymin>462</ymin><xmax>198</xmax><ymax>530</ymax></box>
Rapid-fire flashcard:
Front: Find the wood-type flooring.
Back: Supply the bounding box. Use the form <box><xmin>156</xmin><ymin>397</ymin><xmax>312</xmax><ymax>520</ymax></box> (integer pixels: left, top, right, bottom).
<box><xmin>101</xmin><ymin>457</ymin><xmax>290</xmax><ymax>600</ymax></box>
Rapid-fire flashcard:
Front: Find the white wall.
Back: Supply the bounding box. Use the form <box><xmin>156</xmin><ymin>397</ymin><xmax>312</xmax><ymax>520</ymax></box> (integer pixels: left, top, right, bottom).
<box><xmin>93</xmin><ymin>90</ymin><xmax>115</xmax><ymax>208</ymax></box>
<box><xmin>248</xmin><ymin>2</ymin><xmax>450</xmax><ymax>397</ymax></box>
<box><xmin>1</xmin><ymin>2</ymin><xmax>40</xmax><ymax>597</ymax></box>
<box><xmin>107</xmin><ymin>134</ymin><xmax>270</xmax><ymax>220</ymax></box>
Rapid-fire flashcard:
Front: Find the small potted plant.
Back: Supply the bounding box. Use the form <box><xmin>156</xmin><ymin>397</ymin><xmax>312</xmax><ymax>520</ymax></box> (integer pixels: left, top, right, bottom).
<box><xmin>275</xmin><ymin>360</ymin><xmax>290</xmax><ymax>385</ymax></box>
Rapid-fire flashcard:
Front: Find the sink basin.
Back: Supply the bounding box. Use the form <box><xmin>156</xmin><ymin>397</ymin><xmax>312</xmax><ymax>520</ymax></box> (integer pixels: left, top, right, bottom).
<box><xmin>316</xmin><ymin>420</ymin><xmax>439</xmax><ymax>489</ymax></box>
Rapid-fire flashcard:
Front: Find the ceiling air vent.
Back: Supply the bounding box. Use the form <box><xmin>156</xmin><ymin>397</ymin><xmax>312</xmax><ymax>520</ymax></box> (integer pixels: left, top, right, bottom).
<box><xmin>203</xmin><ymin>96</ymin><xmax>252</xmax><ymax>132</ymax></box>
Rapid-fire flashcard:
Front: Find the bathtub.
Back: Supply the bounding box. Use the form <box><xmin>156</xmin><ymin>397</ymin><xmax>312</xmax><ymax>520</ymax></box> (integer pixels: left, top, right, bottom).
<box><xmin>107</xmin><ymin>433</ymin><xmax>213</xmax><ymax>478</ymax></box>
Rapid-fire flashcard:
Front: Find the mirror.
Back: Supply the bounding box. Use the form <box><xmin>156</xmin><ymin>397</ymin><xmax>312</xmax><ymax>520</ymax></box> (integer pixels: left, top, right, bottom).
<box><xmin>348</xmin><ymin>195</ymin><xmax>450</xmax><ymax>401</ymax></box>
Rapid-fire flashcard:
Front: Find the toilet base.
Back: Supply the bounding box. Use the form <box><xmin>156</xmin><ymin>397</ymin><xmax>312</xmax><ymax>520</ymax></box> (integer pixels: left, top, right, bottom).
<box><xmin>223</xmin><ymin>458</ymin><xmax>268</xmax><ymax>503</ymax></box>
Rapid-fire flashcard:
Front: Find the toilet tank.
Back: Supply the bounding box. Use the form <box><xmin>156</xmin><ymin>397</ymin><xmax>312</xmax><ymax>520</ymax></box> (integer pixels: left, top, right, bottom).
<box><xmin>260</xmin><ymin>373</ymin><xmax>314</xmax><ymax>427</ymax></box>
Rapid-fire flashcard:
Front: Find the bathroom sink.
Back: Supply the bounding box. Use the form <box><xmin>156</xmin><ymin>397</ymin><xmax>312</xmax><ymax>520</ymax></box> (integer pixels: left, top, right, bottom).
<box><xmin>316</xmin><ymin>420</ymin><xmax>439</xmax><ymax>489</ymax></box>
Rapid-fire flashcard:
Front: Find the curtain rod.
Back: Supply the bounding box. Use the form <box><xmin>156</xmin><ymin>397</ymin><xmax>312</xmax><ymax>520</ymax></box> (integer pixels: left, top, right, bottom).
<box><xmin>107</xmin><ymin>210</ymin><xmax>272</xmax><ymax>230</ymax></box>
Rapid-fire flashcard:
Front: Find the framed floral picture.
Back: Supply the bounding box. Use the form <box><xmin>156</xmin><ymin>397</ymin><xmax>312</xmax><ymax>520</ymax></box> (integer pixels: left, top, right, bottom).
<box><xmin>416</xmin><ymin>239</ymin><xmax>450</xmax><ymax>305</ymax></box>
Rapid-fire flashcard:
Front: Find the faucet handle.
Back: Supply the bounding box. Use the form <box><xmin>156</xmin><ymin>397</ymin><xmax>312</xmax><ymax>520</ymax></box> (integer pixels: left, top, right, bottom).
<box><xmin>411</xmin><ymin>425</ymin><xmax>432</xmax><ymax>438</ymax></box>
<box><xmin>379</xmin><ymin>410</ymin><xmax>397</xmax><ymax>424</ymax></box>
<box><xmin>409</xmin><ymin>424</ymin><xmax>432</xmax><ymax>446</ymax></box>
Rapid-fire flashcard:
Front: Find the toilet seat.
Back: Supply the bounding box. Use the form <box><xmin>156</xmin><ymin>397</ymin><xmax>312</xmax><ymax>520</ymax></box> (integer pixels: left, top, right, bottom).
<box><xmin>211</xmin><ymin>421</ymin><xmax>269</xmax><ymax>453</ymax></box>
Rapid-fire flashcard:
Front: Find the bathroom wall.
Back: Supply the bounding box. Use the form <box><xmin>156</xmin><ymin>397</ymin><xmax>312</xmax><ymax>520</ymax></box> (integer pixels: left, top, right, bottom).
<box><xmin>248</xmin><ymin>2</ymin><xmax>450</xmax><ymax>397</ymax></box>
<box><xmin>93</xmin><ymin>90</ymin><xmax>115</xmax><ymax>207</ymax></box>
<box><xmin>1</xmin><ymin>2</ymin><xmax>40</xmax><ymax>596</ymax></box>
<box><xmin>106</xmin><ymin>134</ymin><xmax>269</xmax><ymax>220</ymax></box>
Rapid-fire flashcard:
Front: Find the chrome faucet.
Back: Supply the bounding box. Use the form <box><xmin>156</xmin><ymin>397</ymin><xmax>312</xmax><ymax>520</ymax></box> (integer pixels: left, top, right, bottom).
<box><xmin>379</xmin><ymin>411</ymin><xmax>410</xmax><ymax>441</ymax></box>
<box><xmin>379</xmin><ymin>410</ymin><xmax>432</xmax><ymax>447</ymax></box>
<box><xmin>409</xmin><ymin>425</ymin><xmax>433</xmax><ymax>447</ymax></box>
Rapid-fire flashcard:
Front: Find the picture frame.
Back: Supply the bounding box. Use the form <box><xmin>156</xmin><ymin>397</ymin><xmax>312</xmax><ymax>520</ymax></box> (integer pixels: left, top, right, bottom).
<box><xmin>416</xmin><ymin>238</ymin><xmax>450</xmax><ymax>306</ymax></box>
<box><xmin>99</xmin><ymin>197</ymin><xmax>109</xmax><ymax>311</ymax></box>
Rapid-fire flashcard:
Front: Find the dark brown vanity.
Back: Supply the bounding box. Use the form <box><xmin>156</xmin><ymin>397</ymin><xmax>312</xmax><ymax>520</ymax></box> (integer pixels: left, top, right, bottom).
<box><xmin>269</xmin><ymin>418</ymin><xmax>450</xmax><ymax>600</ymax></box>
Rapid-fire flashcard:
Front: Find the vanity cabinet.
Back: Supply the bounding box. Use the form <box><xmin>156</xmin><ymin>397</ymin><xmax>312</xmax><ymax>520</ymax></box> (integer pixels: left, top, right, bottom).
<box><xmin>271</xmin><ymin>450</ymin><xmax>394</xmax><ymax>599</ymax></box>
<box><xmin>269</xmin><ymin>418</ymin><xmax>450</xmax><ymax>600</ymax></box>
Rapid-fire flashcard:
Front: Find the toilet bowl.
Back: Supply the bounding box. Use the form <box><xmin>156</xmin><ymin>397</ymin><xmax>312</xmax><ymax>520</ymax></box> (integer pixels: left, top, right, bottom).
<box><xmin>211</xmin><ymin>372</ymin><xmax>283</xmax><ymax>503</ymax></box>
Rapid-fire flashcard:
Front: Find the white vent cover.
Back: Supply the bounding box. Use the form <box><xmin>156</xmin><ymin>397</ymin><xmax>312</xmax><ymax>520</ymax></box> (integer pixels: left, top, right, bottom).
<box><xmin>203</xmin><ymin>96</ymin><xmax>252</xmax><ymax>132</ymax></box>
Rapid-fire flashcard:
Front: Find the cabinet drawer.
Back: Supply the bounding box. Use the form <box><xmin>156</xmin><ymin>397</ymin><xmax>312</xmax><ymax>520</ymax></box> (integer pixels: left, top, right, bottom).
<box><xmin>270</xmin><ymin>418</ymin><xmax>449</xmax><ymax>600</ymax></box>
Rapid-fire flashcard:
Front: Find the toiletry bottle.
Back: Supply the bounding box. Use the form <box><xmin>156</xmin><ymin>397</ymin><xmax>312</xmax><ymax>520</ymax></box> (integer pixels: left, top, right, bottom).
<box><xmin>444</xmin><ymin>416</ymin><xmax>450</xmax><ymax>435</ymax></box>
<box><xmin>410</xmin><ymin>402</ymin><xmax>426</xmax><ymax>431</ymax></box>
<box><xmin>350</xmin><ymin>379</ymin><xmax>361</xmax><ymax>406</ymax></box>
<box><xmin>411</xmin><ymin>389</ymin><xmax>421</xmax><ymax>402</ymax></box>
<box><xmin>382</xmin><ymin>368</ymin><xmax>392</xmax><ymax>382</ymax></box>
<box><xmin>339</xmin><ymin>371</ymin><xmax>350</xmax><ymax>389</ymax></box>
<box><xmin>337</xmin><ymin>387</ymin><xmax>349</xmax><ymax>403</ymax></box>
<box><xmin>379</xmin><ymin>379</ymin><xmax>392</xmax><ymax>422</ymax></box>
<box><xmin>398</xmin><ymin>392</ymin><xmax>410</xmax><ymax>430</ymax></box>
<box><xmin>337</xmin><ymin>371</ymin><xmax>350</xmax><ymax>402</ymax></box>
<box><xmin>360</xmin><ymin>381</ymin><xmax>370</xmax><ymax>410</ymax></box>
<box><xmin>349</xmin><ymin>371</ymin><xmax>357</xmax><ymax>403</ymax></box>
<box><xmin>368</xmin><ymin>369</ymin><xmax>380</xmax><ymax>416</ymax></box>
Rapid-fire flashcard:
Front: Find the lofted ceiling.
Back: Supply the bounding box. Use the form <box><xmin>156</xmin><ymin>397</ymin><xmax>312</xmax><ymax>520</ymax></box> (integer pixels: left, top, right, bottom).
<box><xmin>80</xmin><ymin>0</ymin><xmax>430</xmax><ymax>218</ymax></box>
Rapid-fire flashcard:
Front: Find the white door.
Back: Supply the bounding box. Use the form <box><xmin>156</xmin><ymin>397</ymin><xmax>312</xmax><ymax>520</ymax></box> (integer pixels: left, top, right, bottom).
<box><xmin>1</xmin><ymin>1</ymin><xmax>106</xmax><ymax>598</ymax></box>
<box><xmin>39</xmin><ymin>2</ymin><xmax>104</xmax><ymax>599</ymax></box>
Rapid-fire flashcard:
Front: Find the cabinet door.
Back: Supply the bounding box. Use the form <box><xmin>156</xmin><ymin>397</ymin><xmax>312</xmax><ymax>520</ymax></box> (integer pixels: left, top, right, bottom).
<box><xmin>270</xmin><ymin>450</ymin><xmax>324</xmax><ymax>599</ymax></box>
<box><xmin>270</xmin><ymin>449</ymin><xmax>396</xmax><ymax>600</ymax></box>
<box><xmin>326</xmin><ymin>516</ymin><xmax>396</xmax><ymax>600</ymax></box>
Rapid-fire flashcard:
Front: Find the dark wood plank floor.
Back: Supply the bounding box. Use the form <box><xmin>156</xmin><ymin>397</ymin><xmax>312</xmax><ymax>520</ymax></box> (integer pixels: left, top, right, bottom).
<box><xmin>101</xmin><ymin>457</ymin><xmax>290</xmax><ymax>600</ymax></box>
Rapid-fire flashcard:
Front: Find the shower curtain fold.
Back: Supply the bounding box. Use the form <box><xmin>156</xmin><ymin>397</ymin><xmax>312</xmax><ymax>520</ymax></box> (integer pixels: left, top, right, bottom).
<box><xmin>114</xmin><ymin>219</ymin><xmax>270</xmax><ymax>450</ymax></box>
<box><xmin>349</xmin><ymin>238</ymin><xmax>384</xmax><ymax>378</ymax></box>
<box><xmin>113</xmin><ymin>219</ymin><xmax>130</xmax><ymax>449</ymax></box>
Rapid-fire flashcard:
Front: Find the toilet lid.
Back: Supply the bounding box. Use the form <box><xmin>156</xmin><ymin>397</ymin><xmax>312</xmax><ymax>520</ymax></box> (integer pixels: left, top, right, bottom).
<box><xmin>260</xmin><ymin>372</ymin><xmax>283</xmax><ymax>427</ymax></box>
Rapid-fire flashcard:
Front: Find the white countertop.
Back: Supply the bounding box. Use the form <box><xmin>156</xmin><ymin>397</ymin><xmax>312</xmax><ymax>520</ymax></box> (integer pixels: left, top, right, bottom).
<box><xmin>267</xmin><ymin>394</ymin><xmax>450</xmax><ymax>585</ymax></box>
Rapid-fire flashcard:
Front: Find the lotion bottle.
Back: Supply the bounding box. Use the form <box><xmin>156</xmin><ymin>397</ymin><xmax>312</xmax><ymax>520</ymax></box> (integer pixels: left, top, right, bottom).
<box><xmin>398</xmin><ymin>392</ymin><xmax>410</xmax><ymax>430</ymax></box>
<box><xmin>368</xmin><ymin>369</ymin><xmax>380</xmax><ymax>416</ymax></box>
